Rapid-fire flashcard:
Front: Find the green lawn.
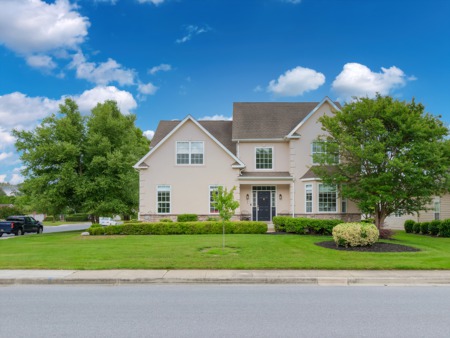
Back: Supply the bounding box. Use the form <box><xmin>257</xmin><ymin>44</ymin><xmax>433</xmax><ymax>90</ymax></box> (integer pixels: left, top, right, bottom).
<box><xmin>1</xmin><ymin>231</ymin><xmax>449</xmax><ymax>270</ymax></box>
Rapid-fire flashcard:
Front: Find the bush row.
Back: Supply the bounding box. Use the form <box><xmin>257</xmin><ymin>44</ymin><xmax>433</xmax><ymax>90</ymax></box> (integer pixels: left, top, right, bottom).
<box><xmin>404</xmin><ymin>219</ymin><xmax>450</xmax><ymax>237</ymax></box>
<box><xmin>272</xmin><ymin>216</ymin><xmax>344</xmax><ymax>235</ymax></box>
<box><xmin>88</xmin><ymin>221</ymin><xmax>267</xmax><ymax>235</ymax></box>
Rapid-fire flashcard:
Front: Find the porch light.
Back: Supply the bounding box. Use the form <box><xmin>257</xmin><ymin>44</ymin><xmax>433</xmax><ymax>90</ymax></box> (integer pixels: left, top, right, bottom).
<box><xmin>279</xmin><ymin>194</ymin><xmax>282</xmax><ymax>200</ymax></box>
<box><xmin>246</xmin><ymin>194</ymin><xmax>249</xmax><ymax>200</ymax></box>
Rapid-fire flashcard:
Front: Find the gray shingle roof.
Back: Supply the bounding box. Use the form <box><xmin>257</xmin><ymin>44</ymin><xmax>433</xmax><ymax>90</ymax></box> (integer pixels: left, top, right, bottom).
<box><xmin>300</xmin><ymin>166</ymin><xmax>337</xmax><ymax>180</ymax></box>
<box><xmin>232</xmin><ymin>102</ymin><xmax>319</xmax><ymax>140</ymax></box>
<box><xmin>151</xmin><ymin>120</ymin><xmax>236</xmax><ymax>155</ymax></box>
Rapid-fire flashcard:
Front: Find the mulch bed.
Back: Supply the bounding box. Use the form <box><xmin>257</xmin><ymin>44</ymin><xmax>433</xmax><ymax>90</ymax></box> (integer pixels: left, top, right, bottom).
<box><xmin>315</xmin><ymin>241</ymin><xmax>420</xmax><ymax>252</ymax></box>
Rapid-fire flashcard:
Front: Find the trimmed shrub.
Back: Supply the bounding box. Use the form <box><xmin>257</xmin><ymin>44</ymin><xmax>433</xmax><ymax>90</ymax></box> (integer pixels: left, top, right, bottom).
<box><xmin>88</xmin><ymin>221</ymin><xmax>267</xmax><ymax>236</ymax></box>
<box><xmin>420</xmin><ymin>222</ymin><xmax>430</xmax><ymax>235</ymax></box>
<box><xmin>332</xmin><ymin>222</ymin><xmax>379</xmax><ymax>247</ymax></box>
<box><xmin>90</xmin><ymin>223</ymin><xmax>101</xmax><ymax>228</ymax></box>
<box><xmin>177</xmin><ymin>214</ymin><xmax>198</xmax><ymax>222</ymax></box>
<box><xmin>272</xmin><ymin>216</ymin><xmax>290</xmax><ymax>232</ymax></box>
<box><xmin>207</xmin><ymin>217</ymin><xmax>219</xmax><ymax>221</ymax></box>
<box><xmin>438</xmin><ymin>219</ymin><xmax>450</xmax><ymax>237</ymax></box>
<box><xmin>413</xmin><ymin>222</ymin><xmax>421</xmax><ymax>234</ymax></box>
<box><xmin>404</xmin><ymin>220</ymin><xmax>415</xmax><ymax>233</ymax></box>
<box><xmin>429</xmin><ymin>220</ymin><xmax>441</xmax><ymax>236</ymax></box>
<box><xmin>283</xmin><ymin>217</ymin><xmax>343</xmax><ymax>235</ymax></box>
<box><xmin>160</xmin><ymin>219</ymin><xmax>173</xmax><ymax>222</ymax></box>
<box><xmin>361</xmin><ymin>218</ymin><xmax>375</xmax><ymax>224</ymax></box>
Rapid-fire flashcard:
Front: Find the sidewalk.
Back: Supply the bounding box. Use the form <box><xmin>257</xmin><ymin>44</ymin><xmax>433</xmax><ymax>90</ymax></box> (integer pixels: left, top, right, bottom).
<box><xmin>1</xmin><ymin>269</ymin><xmax>450</xmax><ymax>286</ymax></box>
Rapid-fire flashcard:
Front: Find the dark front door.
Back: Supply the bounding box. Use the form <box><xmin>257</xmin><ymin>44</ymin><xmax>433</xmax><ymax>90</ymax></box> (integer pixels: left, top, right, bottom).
<box><xmin>257</xmin><ymin>191</ymin><xmax>271</xmax><ymax>221</ymax></box>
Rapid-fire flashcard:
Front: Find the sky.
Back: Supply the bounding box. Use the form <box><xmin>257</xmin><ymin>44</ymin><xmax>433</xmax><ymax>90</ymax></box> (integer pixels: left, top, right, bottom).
<box><xmin>0</xmin><ymin>0</ymin><xmax>449</xmax><ymax>185</ymax></box>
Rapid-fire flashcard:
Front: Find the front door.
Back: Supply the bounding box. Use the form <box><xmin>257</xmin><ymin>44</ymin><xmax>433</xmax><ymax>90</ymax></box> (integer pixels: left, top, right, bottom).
<box><xmin>257</xmin><ymin>191</ymin><xmax>271</xmax><ymax>221</ymax></box>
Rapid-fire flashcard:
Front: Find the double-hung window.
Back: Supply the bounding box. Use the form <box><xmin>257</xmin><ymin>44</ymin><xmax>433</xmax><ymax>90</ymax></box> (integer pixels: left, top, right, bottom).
<box><xmin>157</xmin><ymin>185</ymin><xmax>171</xmax><ymax>214</ymax></box>
<box><xmin>255</xmin><ymin>147</ymin><xmax>273</xmax><ymax>169</ymax></box>
<box><xmin>209</xmin><ymin>185</ymin><xmax>222</xmax><ymax>214</ymax></box>
<box><xmin>305</xmin><ymin>184</ymin><xmax>313</xmax><ymax>213</ymax></box>
<box><xmin>311</xmin><ymin>141</ymin><xmax>339</xmax><ymax>164</ymax></box>
<box><xmin>318</xmin><ymin>184</ymin><xmax>337</xmax><ymax>212</ymax></box>
<box><xmin>177</xmin><ymin>141</ymin><xmax>204</xmax><ymax>165</ymax></box>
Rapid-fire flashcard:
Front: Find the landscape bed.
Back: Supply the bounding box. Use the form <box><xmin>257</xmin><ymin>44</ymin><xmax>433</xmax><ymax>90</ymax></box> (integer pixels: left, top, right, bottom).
<box><xmin>0</xmin><ymin>231</ymin><xmax>449</xmax><ymax>270</ymax></box>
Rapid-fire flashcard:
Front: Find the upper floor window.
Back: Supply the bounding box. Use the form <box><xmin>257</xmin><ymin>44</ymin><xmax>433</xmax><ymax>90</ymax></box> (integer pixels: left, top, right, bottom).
<box><xmin>255</xmin><ymin>147</ymin><xmax>273</xmax><ymax>170</ymax></box>
<box><xmin>177</xmin><ymin>141</ymin><xmax>204</xmax><ymax>165</ymax></box>
<box><xmin>311</xmin><ymin>141</ymin><xmax>339</xmax><ymax>164</ymax></box>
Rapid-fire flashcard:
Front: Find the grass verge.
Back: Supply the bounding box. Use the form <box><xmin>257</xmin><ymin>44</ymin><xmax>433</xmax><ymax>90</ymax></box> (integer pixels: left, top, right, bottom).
<box><xmin>0</xmin><ymin>231</ymin><xmax>449</xmax><ymax>270</ymax></box>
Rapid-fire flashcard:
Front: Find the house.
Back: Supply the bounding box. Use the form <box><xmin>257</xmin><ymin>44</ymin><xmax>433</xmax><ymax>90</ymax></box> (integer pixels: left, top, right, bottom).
<box><xmin>134</xmin><ymin>97</ymin><xmax>361</xmax><ymax>222</ymax></box>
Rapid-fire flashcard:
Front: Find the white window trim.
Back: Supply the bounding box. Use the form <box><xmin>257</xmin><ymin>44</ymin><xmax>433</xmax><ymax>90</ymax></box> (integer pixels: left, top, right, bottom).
<box><xmin>175</xmin><ymin>141</ymin><xmax>205</xmax><ymax>166</ymax></box>
<box><xmin>156</xmin><ymin>185</ymin><xmax>171</xmax><ymax>214</ymax></box>
<box><xmin>209</xmin><ymin>185</ymin><xmax>223</xmax><ymax>215</ymax></box>
<box><xmin>254</xmin><ymin>146</ymin><xmax>274</xmax><ymax>171</ymax></box>
<box><xmin>317</xmin><ymin>183</ymin><xmax>337</xmax><ymax>213</ymax></box>
<box><xmin>305</xmin><ymin>184</ymin><xmax>313</xmax><ymax>213</ymax></box>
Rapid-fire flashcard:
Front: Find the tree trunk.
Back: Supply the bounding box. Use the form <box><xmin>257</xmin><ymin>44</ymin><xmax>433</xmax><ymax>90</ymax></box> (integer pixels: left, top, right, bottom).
<box><xmin>374</xmin><ymin>207</ymin><xmax>387</xmax><ymax>230</ymax></box>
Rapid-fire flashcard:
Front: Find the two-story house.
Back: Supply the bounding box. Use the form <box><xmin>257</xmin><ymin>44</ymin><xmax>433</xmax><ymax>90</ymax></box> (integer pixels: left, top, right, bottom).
<box><xmin>134</xmin><ymin>97</ymin><xmax>360</xmax><ymax>222</ymax></box>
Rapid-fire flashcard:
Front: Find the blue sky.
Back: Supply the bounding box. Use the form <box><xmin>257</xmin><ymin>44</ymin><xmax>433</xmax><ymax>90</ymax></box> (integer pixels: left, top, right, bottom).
<box><xmin>1</xmin><ymin>0</ymin><xmax>449</xmax><ymax>185</ymax></box>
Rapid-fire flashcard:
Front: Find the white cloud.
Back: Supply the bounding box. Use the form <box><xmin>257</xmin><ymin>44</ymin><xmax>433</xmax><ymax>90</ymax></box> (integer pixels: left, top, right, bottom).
<box><xmin>9</xmin><ymin>173</ymin><xmax>24</xmax><ymax>185</ymax></box>
<box><xmin>94</xmin><ymin>0</ymin><xmax>118</xmax><ymax>4</ymax></box>
<box><xmin>0</xmin><ymin>152</ymin><xmax>13</xmax><ymax>162</ymax></box>
<box><xmin>199</xmin><ymin>115</ymin><xmax>232</xmax><ymax>121</ymax></box>
<box><xmin>70</xmin><ymin>52</ymin><xmax>136</xmax><ymax>86</ymax></box>
<box><xmin>176</xmin><ymin>25</ymin><xmax>211</xmax><ymax>44</ymax></box>
<box><xmin>72</xmin><ymin>86</ymin><xmax>137</xmax><ymax>115</ymax></box>
<box><xmin>143</xmin><ymin>130</ymin><xmax>155</xmax><ymax>140</ymax></box>
<box><xmin>0</xmin><ymin>92</ymin><xmax>60</xmax><ymax>130</ymax></box>
<box><xmin>26</xmin><ymin>54</ymin><xmax>57</xmax><ymax>70</ymax></box>
<box><xmin>0</xmin><ymin>0</ymin><xmax>89</xmax><ymax>55</ymax></box>
<box><xmin>138</xmin><ymin>82</ymin><xmax>158</xmax><ymax>95</ymax></box>
<box><xmin>0</xmin><ymin>128</ymin><xmax>15</xmax><ymax>150</ymax></box>
<box><xmin>138</xmin><ymin>0</ymin><xmax>166</xmax><ymax>5</ymax></box>
<box><xmin>0</xmin><ymin>175</ymin><xmax>6</xmax><ymax>183</ymax></box>
<box><xmin>149</xmin><ymin>63</ymin><xmax>172</xmax><ymax>75</ymax></box>
<box><xmin>267</xmin><ymin>66</ymin><xmax>325</xmax><ymax>96</ymax></box>
<box><xmin>332</xmin><ymin>63</ymin><xmax>410</xmax><ymax>101</ymax></box>
<box><xmin>253</xmin><ymin>85</ymin><xmax>263</xmax><ymax>92</ymax></box>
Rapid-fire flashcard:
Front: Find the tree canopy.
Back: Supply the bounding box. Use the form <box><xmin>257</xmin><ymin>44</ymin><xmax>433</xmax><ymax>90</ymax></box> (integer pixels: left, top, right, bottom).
<box><xmin>313</xmin><ymin>94</ymin><xmax>450</xmax><ymax>228</ymax></box>
<box><xmin>13</xmin><ymin>99</ymin><xmax>149</xmax><ymax>218</ymax></box>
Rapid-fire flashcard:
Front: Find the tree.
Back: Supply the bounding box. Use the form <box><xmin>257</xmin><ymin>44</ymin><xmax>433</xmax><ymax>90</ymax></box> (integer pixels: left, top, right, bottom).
<box><xmin>313</xmin><ymin>94</ymin><xmax>450</xmax><ymax>229</ymax></box>
<box><xmin>13</xmin><ymin>98</ymin><xmax>86</xmax><ymax>216</ymax></box>
<box><xmin>81</xmin><ymin>101</ymin><xmax>149</xmax><ymax>219</ymax></box>
<box><xmin>212</xmin><ymin>186</ymin><xmax>240</xmax><ymax>249</ymax></box>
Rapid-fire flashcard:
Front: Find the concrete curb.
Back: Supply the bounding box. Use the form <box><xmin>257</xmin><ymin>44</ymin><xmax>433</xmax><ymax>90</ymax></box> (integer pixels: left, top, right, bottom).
<box><xmin>1</xmin><ymin>270</ymin><xmax>450</xmax><ymax>286</ymax></box>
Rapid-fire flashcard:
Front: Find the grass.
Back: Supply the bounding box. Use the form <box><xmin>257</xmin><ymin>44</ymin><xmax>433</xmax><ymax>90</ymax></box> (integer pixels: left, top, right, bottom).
<box><xmin>42</xmin><ymin>221</ymin><xmax>91</xmax><ymax>226</ymax></box>
<box><xmin>0</xmin><ymin>231</ymin><xmax>449</xmax><ymax>270</ymax></box>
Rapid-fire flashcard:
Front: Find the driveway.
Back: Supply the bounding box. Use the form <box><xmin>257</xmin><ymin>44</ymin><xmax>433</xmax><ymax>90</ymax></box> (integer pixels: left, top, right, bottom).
<box><xmin>0</xmin><ymin>222</ymin><xmax>91</xmax><ymax>240</ymax></box>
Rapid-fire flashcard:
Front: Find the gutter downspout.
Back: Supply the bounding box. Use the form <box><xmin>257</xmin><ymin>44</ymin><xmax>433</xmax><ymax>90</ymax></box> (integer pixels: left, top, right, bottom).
<box><xmin>292</xmin><ymin>178</ymin><xmax>295</xmax><ymax>218</ymax></box>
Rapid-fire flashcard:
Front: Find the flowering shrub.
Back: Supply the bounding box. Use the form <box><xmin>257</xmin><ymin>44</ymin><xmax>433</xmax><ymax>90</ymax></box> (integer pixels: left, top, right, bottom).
<box><xmin>332</xmin><ymin>222</ymin><xmax>379</xmax><ymax>247</ymax></box>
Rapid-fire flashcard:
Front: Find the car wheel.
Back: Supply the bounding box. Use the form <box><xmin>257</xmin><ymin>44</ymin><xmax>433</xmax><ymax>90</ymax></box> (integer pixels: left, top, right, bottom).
<box><xmin>16</xmin><ymin>229</ymin><xmax>23</xmax><ymax>236</ymax></box>
<box><xmin>37</xmin><ymin>227</ymin><xmax>43</xmax><ymax>234</ymax></box>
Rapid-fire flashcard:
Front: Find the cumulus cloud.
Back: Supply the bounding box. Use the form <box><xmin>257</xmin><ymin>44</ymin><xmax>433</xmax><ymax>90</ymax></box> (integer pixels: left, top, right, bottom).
<box><xmin>138</xmin><ymin>0</ymin><xmax>166</xmax><ymax>5</ymax></box>
<box><xmin>0</xmin><ymin>175</ymin><xmax>6</xmax><ymax>183</ymax></box>
<box><xmin>267</xmin><ymin>66</ymin><xmax>325</xmax><ymax>96</ymax></box>
<box><xmin>72</xmin><ymin>86</ymin><xmax>137</xmax><ymax>115</ymax></box>
<box><xmin>9</xmin><ymin>173</ymin><xmax>24</xmax><ymax>185</ymax></box>
<box><xmin>70</xmin><ymin>52</ymin><xmax>136</xmax><ymax>86</ymax></box>
<box><xmin>148</xmin><ymin>63</ymin><xmax>172</xmax><ymax>75</ymax></box>
<box><xmin>0</xmin><ymin>128</ymin><xmax>15</xmax><ymax>150</ymax></box>
<box><xmin>199</xmin><ymin>115</ymin><xmax>232</xmax><ymax>121</ymax></box>
<box><xmin>26</xmin><ymin>55</ymin><xmax>57</xmax><ymax>70</ymax></box>
<box><xmin>143</xmin><ymin>130</ymin><xmax>155</xmax><ymax>140</ymax></box>
<box><xmin>332</xmin><ymin>63</ymin><xmax>411</xmax><ymax>101</ymax></box>
<box><xmin>138</xmin><ymin>82</ymin><xmax>158</xmax><ymax>96</ymax></box>
<box><xmin>0</xmin><ymin>0</ymin><xmax>89</xmax><ymax>55</ymax></box>
<box><xmin>0</xmin><ymin>152</ymin><xmax>13</xmax><ymax>162</ymax></box>
<box><xmin>176</xmin><ymin>25</ymin><xmax>211</xmax><ymax>44</ymax></box>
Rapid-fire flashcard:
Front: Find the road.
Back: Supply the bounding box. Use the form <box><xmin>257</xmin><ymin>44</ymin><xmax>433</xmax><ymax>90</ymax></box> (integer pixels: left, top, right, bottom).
<box><xmin>1</xmin><ymin>285</ymin><xmax>449</xmax><ymax>337</ymax></box>
<box><xmin>0</xmin><ymin>223</ymin><xmax>91</xmax><ymax>239</ymax></box>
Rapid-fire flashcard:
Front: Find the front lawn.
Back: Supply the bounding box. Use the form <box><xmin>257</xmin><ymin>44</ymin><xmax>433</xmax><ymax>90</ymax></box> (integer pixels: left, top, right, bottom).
<box><xmin>0</xmin><ymin>231</ymin><xmax>449</xmax><ymax>270</ymax></box>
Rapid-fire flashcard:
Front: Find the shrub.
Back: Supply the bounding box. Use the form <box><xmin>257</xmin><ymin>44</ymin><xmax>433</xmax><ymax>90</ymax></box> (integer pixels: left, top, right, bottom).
<box><xmin>90</xmin><ymin>223</ymin><xmax>101</xmax><ymax>228</ymax></box>
<box><xmin>429</xmin><ymin>220</ymin><xmax>441</xmax><ymax>236</ymax></box>
<box><xmin>44</xmin><ymin>215</ymin><xmax>55</xmax><ymax>222</ymax></box>
<box><xmin>272</xmin><ymin>216</ymin><xmax>290</xmax><ymax>232</ymax></box>
<box><xmin>177</xmin><ymin>214</ymin><xmax>198</xmax><ymax>222</ymax></box>
<box><xmin>283</xmin><ymin>217</ymin><xmax>342</xmax><ymax>235</ymax></box>
<box><xmin>160</xmin><ymin>219</ymin><xmax>173</xmax><ymax>222</ymax></box>
<box><xmin>404</xmin><ymin>220</ymin><xmax>415</xmax><ymax>233</ymax></box>
<box><xmin>0</xmin><ymin>206</ymin><xmax>23</xmax><ymax>220</ymax></box>
<box><xmin>420</xmin><ymin>222</ymin><xmax>430</xmax><ymax>235</ymax></box>
<box><xmin>88</xmin><ymin>221</ymin><xmax>267</xmax><ymax>235</ymax></box>
<box><xmin>361</xmin><ymin>218</ymin><xmax>375</xmax><ymax>224</ymax></box>
<box><xmin>438</xmin><ymin>219</ymin><xmax>450</xmax><ymax>237</ymax></box>
<box><xmin>413</xmin><ymin>222</ymin><xmax>421</xmax><ymax>234</ymax></box>
<box><xmin>332</xmin><ymin>222</ymin><xmax>379</xmax><ymax>247</ymax></box>
<box><xmin>207</xmin><ymin>217</ymin><xmax>219</xmax><ymax>221</ymax></box>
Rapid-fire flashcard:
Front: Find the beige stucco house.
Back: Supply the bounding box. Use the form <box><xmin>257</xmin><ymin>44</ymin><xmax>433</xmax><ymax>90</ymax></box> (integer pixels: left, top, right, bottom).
<box><xmin>134</xmin><ymin>97</ymin><xmax>360</xmax><ymax>222</ymax></box>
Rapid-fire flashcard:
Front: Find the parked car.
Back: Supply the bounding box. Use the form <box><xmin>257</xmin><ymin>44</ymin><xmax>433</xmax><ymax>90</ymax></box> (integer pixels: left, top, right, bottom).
<box><xmin>0</xmin><ymin>215</ymin><xmax>44</xmax><ymax>236</ymax></box>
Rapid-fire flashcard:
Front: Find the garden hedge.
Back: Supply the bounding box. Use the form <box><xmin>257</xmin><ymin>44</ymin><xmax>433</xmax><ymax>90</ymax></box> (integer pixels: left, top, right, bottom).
<box><xmin>405</xmin><ymin>219</ymin><xmax>450</xmax><ymax>237</ymax></box>
<box><xmin>403</xmin><ymin>220</ymin><xmax>415</xmax><ymax>233</ymax></box>
<box><xmin>272</xmin><ymin>216</ymin><xmax>343</xmax><ymax>235</ymax></box>
<box><xmin>177</xmin><ymin>214</ymin><xmax>198</xmax><ymax>222</ymax></box>
<box><xmin>88</xmin><ymin>221</ymin><xmax>267</xmax><ymax>235</ymax></box>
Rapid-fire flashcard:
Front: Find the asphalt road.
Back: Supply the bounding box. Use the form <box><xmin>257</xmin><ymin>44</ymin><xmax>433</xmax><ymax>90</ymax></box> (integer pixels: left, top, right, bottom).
<box><xmin>0</xmin><ymin>222</ymin><xmax>91</xmax><ymax>239</ymax></box>
<box><xmin>1</xmin><ymin>285</ymin><xmax>449</xmax><ymax>337</ymax></box>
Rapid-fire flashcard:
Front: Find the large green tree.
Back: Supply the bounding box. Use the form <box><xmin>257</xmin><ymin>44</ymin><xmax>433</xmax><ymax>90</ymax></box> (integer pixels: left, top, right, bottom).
<box><xmin>313</xmin><ymin>95</ymin><xmax>450</xmax><ymax>228</ymax></box>
<box><xmin>13</xmin><ymin>99</ymin><xmax>149</xmax><ymax>218</ymax></box>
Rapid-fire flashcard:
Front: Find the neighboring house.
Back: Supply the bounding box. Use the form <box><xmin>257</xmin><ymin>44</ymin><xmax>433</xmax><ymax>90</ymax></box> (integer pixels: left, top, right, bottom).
<box><xmin>134</xmin><ymin>97</ymin><xmax>360</xmax><ymax>222</ymax></box>
<box><xmin>384</xmin><ymin>196</ymin><xmax>450</xmax><ymax>229</ymax></box>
